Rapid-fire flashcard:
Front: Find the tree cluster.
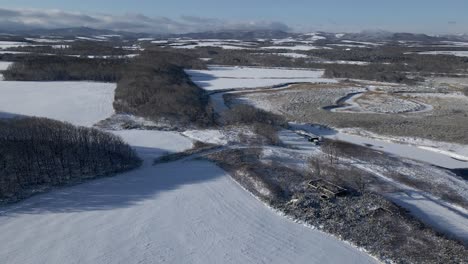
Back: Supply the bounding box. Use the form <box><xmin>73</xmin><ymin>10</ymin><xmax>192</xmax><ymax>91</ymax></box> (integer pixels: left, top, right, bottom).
<box><xmin>224</xmin><ymin>104</ymin><xmax>286</xmax><ymax>144</ymax></box>
<box><xmin>2</xmin><ymin>55</ymin><xmax>125</xmax><ymax>82</ymax></box>
<box><xmin>113</xmin><ymin>50</ymin><xmax>214</xmax><ymax>126</ymax></box>
<box><xmin>0</xmin><ymin>117</ymin><xmax>141</xmax><ymax>200</ymax></box>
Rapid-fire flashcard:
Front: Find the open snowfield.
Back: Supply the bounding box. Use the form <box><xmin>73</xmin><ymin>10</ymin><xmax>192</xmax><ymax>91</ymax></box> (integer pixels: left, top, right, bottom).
<box><xmin>0</xmin><ymin>81</ymin><xmax>115</xmax><ymax>126</ymax></box>
<box><xmin>0</xmin><ymin>61</ymin><xmax>13</xmax><ymax>80</ymax></box>
<box><xmin>332</xmin><ymin>91</ymin><xmax>432</xmax><ymax>114</ymax></box>
<box><xmin>172</xmin><ymin>43</ymin><xmax>251</xmax><ymax>50</ymax></box>
<box><xmin>0</xmin><ymin>41</ymin><xmax>32</xmax><ymax>49</ymax></box>
<box><xmin>0</xmin><ymin>128</ymin><xmax>377</xmax><ymax>264</ymax></box>
<box><xmin>186</xmin><ymin>66</ymin><xmax>337</xmax><ymax>91</ymax></box>
<box><xmin>0</xmin><ymin>75</ymin><xmax>378</xmax><ymax>263</ymax></box>
<box><xmin>290</xmin><ymin>123</ymin><xmax>468</xmax><ymax>169</ymax></box>
<box><xmin>0</xmin><ymin>61</ymin><xmax>13</xmax><ymax>71</ymax></box>
<box><xmin>261</xmin><ymin>45</ymin><xmax>327</xmax><ymax>51</ymax></box>
<box><xmin>415</xmin><ymin>51</ymin><xmax>468</xmax><ymax>57</ymax></box>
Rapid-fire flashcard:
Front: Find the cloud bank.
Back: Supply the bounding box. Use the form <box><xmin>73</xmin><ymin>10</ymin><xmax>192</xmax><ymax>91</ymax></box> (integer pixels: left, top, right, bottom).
<box><xmin>0</xmin><ymin>8</ymin><xmax>292</xmax><ymax>34</ymax></box>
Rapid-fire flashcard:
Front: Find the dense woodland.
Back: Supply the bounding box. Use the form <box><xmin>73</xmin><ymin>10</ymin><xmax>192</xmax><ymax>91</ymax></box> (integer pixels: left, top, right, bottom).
<box><xmin>8</xmin><ymin>41</ymin><xmax>134</xmax><ymax>56</ymax></box>
<box><xmin>3</xmin><ymin>55</ymin><xmax>125</xmax><ymax>82</ymax></box>
<box><xmin>0</xmin><ymin>117</ymin><xmax>141</xmax><ymax>200</ymax></box>
<box><xmin>224</xmin><ymin>104</ymin><xmax>286</xmax><ymax>144</ymax></box>
<box><xmin>114</xmin><ymin>50</ymin><xmax>214</xmax><ymax>126</ymax></box>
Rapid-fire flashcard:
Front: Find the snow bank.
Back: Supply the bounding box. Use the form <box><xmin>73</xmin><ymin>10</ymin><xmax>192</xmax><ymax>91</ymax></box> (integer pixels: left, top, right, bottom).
<box><xmin>0</xmin><ymin>81</ymin><xmax>115</xmax><ymax>127</ymax></box>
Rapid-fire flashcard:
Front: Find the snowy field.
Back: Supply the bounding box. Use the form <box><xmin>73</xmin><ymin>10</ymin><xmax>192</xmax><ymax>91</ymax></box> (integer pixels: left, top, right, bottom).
<box><xmin>0</xmin><ymin>41</ymin><xmax>33</xmax><ymax>49</ymax></box>
<box><xmin>332</xmin><ymin>91</ymin><xmax>432</xmax><ymax>114</ymax></box>
<box><xmin>289</xmin><ymin>123</ymin><xmax>468</xmax><ymax>170</ymax></box>
<box><xmin>166</xmin><ymin>39</ymin><xmax>256</xmax><ymax>50</ymax></box>
<box><xmin>0</xmin><ymin>72</ymin><xmax>377</xmax><ymax>263</ymax></box>
<box><xmin>261</xmin><ymin>45</ymin><xmax>328</xmax><ymax>51</ymax></box>
<box><xmin>186</xmin><ymin>66</ymin><xmax>337</xmax><ymax>91</ymax></box>
<box><xmin>0</xmin><ymin>61</ymin><xmax>13</xmax><ymax>71</ymax></box>
<box><xmin>415</xmin><ymin>51</ymin><xmax>468</xmax><ymax>57</ymax></box>
<box><xmin>0</xmin><ymin>127</ymin><xmax>377</xmax><ymax>264</ymax></box>
<box><xmin>0</xmin><ymin>81</ymin><xmax>115</xmax><ymax>126</ymax></box>
<box><xmin>0</xmin><ymin>61</ymin><xmax>13</xmax><ymax>80</ymax></box>
<box><xmin>266</xmin><ymin>52</ymin><xmax>309</xmax><ymax>58</ymax></box>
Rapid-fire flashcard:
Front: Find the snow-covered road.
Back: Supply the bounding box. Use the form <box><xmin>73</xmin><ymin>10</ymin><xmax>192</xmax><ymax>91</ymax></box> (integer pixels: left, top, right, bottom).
<box><xmin>0</xmin><ymin>130</ymin><xmax>377</xmax><ymax>264</ymax></box>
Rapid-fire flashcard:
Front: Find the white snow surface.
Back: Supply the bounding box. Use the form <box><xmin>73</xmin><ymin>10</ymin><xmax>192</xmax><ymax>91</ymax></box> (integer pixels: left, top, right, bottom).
<box><xmin>387</xmin><ymin>191</ymin><xmax>468</xmax><ymax>242</ymax></box>
<box><xmin>415</xmin><ymin>51</ymin><xmax>468</xmax><ymax>57</ymax></box>
<box><xmin>183</xmin><ymin>129</ymin><xmax>229</xmax><ymax>145</ymax></box>
<box><xmin>290</xmin><ymin>123</ymin><xmax>468</xmax><ymax>169</ymax></box>
<box><xmin>340</xmin><ymin>127</ymin><xmax>468</xmax><ymax>162</ymax></box>
<box><xmin>268</xmin><ymin>52</ymin><xmax>308</xmax><ymax>58</ymax></box>
<box><xmin>112</xmin><ymin>130</ymin><xmax>194</xmax><ymax>159</ymax></box>
<box><xmin>186</xmin><ymin>66</ymin><xmax>337</xmax><ymax>91</ymax></box>
<box><xmin>0</xmin><ymin>129</ymin><xmax>377</xmax><ymax>264</ymax></box>
<box><xmin>0</xmin><ymin>61</ymin><xmax>13</xmax><ymax>71</ymax></box>
<box><xmin>0</xmin><ymin>81</ymin><xmax>115</xmax><ymax>126</ymax></box>
<box><xmin>0</xmin><ymin>41</ymin><xmax>32</xmax><ymax>49</ymax></box>
<box><xmin>261</xmin><ymin>45</ymin><xmax>329</xmax><ymax>51</ymax></box>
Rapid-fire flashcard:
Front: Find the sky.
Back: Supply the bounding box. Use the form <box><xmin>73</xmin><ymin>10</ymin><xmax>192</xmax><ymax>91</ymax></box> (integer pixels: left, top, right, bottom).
<box><xmin>0</xmin><ymin>0</ymin><xmax>467</xmax><ymax>34</ymax></box>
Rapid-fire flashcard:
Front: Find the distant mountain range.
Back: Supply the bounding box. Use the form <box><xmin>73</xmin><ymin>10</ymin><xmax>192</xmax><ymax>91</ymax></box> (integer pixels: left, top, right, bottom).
<box><xmin>1</xmin><ymin>26</ymin><xmax>467</xmax><ymax>43</ymax></box>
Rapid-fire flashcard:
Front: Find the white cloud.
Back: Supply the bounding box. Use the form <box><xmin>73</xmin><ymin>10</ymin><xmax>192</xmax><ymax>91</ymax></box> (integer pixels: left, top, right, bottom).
<box><xmin>0</xmin><ymin>8</ymin><xmax>292</xmax><ymax>34</ymax></box>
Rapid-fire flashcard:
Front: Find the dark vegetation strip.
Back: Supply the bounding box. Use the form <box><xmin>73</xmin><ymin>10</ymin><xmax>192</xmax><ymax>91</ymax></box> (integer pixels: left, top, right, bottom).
<box><xmin>3</xmin><ymin>55</ymin><xmax>124</xmax><ymax>82</ymax></box>
<box><xmin>0</xmin><ymin>117</ymin><xmax>141</xmax><ymax>203</ymax></box>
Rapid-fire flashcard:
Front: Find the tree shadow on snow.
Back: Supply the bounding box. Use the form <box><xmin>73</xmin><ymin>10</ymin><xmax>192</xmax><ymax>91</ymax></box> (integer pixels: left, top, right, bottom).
<box><xmin>185</xmin><ymin>70</ymin><xmax>219</xmax><ymax>89</ymax></box>
<box><xmin>0</xmin><ymin>146</ymin><xmax>225</xmax><ymax>215</ymax></box>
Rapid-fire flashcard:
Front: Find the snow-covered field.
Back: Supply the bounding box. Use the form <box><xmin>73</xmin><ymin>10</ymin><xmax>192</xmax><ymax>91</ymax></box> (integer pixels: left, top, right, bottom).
<box><xmin>0</xmin><ymin>61</ymin><xmax>13</xmax><ymax>80</ymax></box>
<box><xmin>0</xmin><ymin>71</ymin><xmax>377</xmax><ymax>263</ymax></box>
<box><xmin>290</xmin><ymin>123</ymin><xmax>468</xmax><ymax>169</ymax></box>
<box><xmin>0</xmin><ymin>81</ymin><xmax>115</xmax><ymax>126</ymax></box>
<box><xmin>333</xmin><ymin>91</ymin><xmax>432</xmax><ymax>114</ymax></box>
<box><xmin>166</xmin><ymin>39</ymin><xmax>256</xmax><ymax>50</ymax></box>
<box><xmin>0</xmin><ymin>61</ymin><xmax>13</xmax><ymax>71</ymax></box>
<box><xmin>261</xmin><ymin>45</ymin><xmax>329</xmax><ymax>51</ymax></box>
<box><xmin>186</xmin><ymin>66</ymin><xmax>337</xmax><ymax>91</ymax></box>
<box><xmin>415</xmin><ymin>51</ymin><xmax>468</xmax><ymax>57</ymax></box>
<box><xmin>266</xmin><ymin>52</ymin><xmax>308</xmax><ymax>58</ymax></box>
<box><xmin>0</xmin><ymin>41</ymin><xmax>32</xmax><ymax>49</ymax></box>
<box><xmin>0</xmin><ymin>120</ymin><xmax>376</xmax><ymax>263</ymax></box>
<box><xmin>340</xmin><ymin>127</ymin><xmax>468</xmax><ymax>162</ymax></box>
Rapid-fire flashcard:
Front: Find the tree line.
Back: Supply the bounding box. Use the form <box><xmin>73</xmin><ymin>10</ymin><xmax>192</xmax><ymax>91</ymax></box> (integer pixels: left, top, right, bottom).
<box><xmin>0</xmin><ymin>117</ymin><xmax>141</xmax><ymax>200</ymax></box>
<box><xmin>113</xmin><ymin>49</ymin><xmax>214</xmax><ymax>126</ymax></box>
<box><xmin>2</xmin><ymin>55</ymin><xmax>125</xmax><ymax>82</ymax></box>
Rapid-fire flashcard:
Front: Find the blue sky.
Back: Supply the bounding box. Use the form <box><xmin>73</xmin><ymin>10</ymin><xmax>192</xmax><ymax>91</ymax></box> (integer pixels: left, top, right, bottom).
<box><xmin>0</xmin><ymin>0</ymin><xmax>467</xmax><ymax>33</ymax></box>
